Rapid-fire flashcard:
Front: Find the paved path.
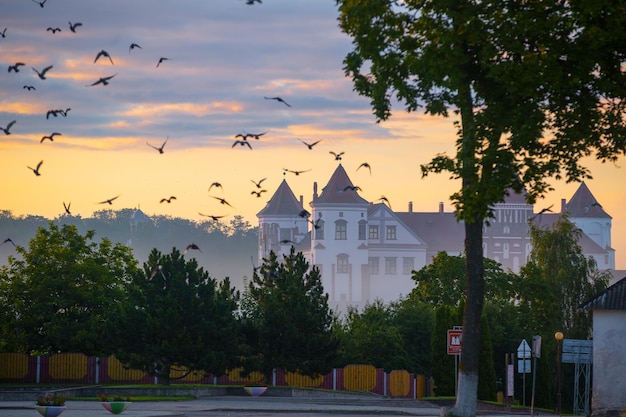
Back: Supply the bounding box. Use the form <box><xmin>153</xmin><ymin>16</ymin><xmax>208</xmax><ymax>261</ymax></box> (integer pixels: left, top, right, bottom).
<box><xmin>2</xmin><ymin>397</ymin><xmax>438</xmax><ymax>417</ymax></box>
<box><xmin>0</xmin><ymin>396</ymin><xmax>527</xmax><ymax>417</ymax></box>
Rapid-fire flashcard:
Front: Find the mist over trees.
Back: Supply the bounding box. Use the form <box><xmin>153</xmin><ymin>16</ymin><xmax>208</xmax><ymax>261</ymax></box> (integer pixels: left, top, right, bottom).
<box><xmin>0</xmin><ymin>209</ymin><xmax>258</xmax><ymax>291</ymax></box>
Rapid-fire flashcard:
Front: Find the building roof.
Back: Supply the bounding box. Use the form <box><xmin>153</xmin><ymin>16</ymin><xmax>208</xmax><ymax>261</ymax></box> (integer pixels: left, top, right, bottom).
<box><xmin>256</xmin><ymin>178</ymin><xmax>303</xmax><ymax>217</ymax></box>
<box><xmin>581</xmin><ymin>276</ymin><xmax>626</xmax><ymax>310</ymax></box>
<box><xmin>312</xmin><ymin>164</ymin><xmax>369</xmax><ymax>206</ymax></box>
<box><xmin>565</xmin><ymin>181</ymin><xmax>611</xmax><ymax>219</ymax></box>
<box><xmin>532</xmin><ymin>213</ymin><xmax>608</xmax><ymax>255</ymax></box>
<box><xmin>396</xmin><ymin>211</ymin><xmax>465</xmax><ymax>254</ymax></box>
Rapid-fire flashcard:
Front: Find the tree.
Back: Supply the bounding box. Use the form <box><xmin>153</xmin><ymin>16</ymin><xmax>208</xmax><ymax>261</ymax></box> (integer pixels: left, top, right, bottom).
<box><xmin>336</xmin><ymin>2</ymin><xmax>626</xmax><ymax>415</ymax></box>
<box><xmin>516</xmin><ymin>216</ymin><xmax>610</xmax><ymax>409</ymax></box>
<box><xmin>0</xmin><ymin>222</ymin><xmax>139</xmax><ymax>355</ymax></box>
<box><xmin>338</xmin><ymin>300</ymin><xmax>411</xmax><ymax>371</ymax></box>
<box><xmin>431</xmin><ymin>305</ymin><xmax>460</xmax><ymax>396</ymax></box>
<box><xmin>114</xmin><ymin>248</ymin><xmax>242</xmax><ymax>384</ymax></box>
<box><xmin>242</xmin><ymin>248</ymin><xmax>338</xmax><ymax>383</ymax></box>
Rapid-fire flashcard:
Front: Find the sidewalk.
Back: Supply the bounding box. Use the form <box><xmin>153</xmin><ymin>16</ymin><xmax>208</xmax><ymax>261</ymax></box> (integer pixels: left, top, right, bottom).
<box><xmin>0</xmin><ymin>396</ymin><xmax>450</xmax><ymax>417</ymax></box>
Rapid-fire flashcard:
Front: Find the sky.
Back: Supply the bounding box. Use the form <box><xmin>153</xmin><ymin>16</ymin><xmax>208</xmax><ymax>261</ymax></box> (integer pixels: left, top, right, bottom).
<box><xmin>1</xmin><ymin>0</ymin><xmax>625</xmax><ymax>269</ymax></box>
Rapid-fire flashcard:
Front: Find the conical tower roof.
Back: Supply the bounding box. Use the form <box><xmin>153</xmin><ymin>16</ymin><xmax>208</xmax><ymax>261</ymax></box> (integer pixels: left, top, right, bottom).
<box><xmin>565</xmin><ymin>182</ymin><xmax>611</xmax><ymax>218</ymax></box>
<box><xmin>256</xmin><ymin>178</ymin><xmax>303</xmax><ymax>217</ymax></box>
<box><xmin>312</xmin><ymin>164</ymin><xmax>369</xmax><ymax>205</ymax></box>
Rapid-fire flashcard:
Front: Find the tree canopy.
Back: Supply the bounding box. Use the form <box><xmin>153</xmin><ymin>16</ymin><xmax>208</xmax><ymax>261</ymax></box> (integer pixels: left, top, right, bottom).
<box><xmin>242</xmin><ymin>248</ymin><xmax>339</xmax><ymax>383</ymax></box>
<box><xmin>0</xmin><ymin>222</ymin><xmax>139</xmax><ymax>355</ymax></box>
<box><xmin>114</xmin><ymin>248</ymin><xmax>242</xmax><ymax>384</ymax></box>
<box><xmin>336</xmin><ymin>1</ymin><xmax>626</xmax><ymax>415</ymax></box>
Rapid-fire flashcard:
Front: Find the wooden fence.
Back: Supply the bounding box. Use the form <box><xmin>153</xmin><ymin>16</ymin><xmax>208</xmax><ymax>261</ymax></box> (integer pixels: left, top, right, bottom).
<box><xmin>0</xmin><ymin>352</ymin><xmax>431</xmax><ymax>399</ymax></box>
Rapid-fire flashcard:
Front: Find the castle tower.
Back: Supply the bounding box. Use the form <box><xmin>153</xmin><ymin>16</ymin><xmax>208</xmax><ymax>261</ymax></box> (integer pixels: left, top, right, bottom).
<box><xmin>256</xmin><ymin>178</ymin><xmax>308</xmax><ymax>262</ymax></box>
<box><xmin>564</xmin><ymin>182</ymin><xmax>614</xmax><ymax>269</ymax></box>
<box><xmin>309</xmin><ymin>164</ymin><xmax>370</xmax><ymax>310</ymax></box>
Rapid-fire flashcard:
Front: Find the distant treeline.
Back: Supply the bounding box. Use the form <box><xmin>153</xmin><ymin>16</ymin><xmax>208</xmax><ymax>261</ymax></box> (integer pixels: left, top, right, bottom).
<box><xmin>0</xmin><ymin>209</ymin><xmax>258</xmax><ymax>291</ymax></box>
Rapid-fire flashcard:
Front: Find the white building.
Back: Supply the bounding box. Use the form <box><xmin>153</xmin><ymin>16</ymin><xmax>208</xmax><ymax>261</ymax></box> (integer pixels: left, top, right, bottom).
<box><xmin>257</xmin><ymin>164</ymin><xmax>616</xmax><ymax>312</ymax></box>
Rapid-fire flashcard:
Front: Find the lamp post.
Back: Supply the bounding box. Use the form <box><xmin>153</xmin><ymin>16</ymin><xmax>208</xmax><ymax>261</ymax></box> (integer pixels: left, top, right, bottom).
<box><xmin>555</xmin><ymin>331</ymin><xmax>564</xmax><ymax>416</ymax></box>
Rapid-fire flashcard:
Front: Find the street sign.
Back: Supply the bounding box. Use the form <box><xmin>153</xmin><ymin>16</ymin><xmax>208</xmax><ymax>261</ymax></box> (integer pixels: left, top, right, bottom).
<box><xmin>532</xmin><ymin>335</ymin><xmax>542</xmax><ymax>358</ymax></box>
<box><xmin>447</xmin><ymin>329</ymin><xmax>463</xmax><ymax>355</ymax></box>
<box><xmin>518</xmin><ymin>359</ymin><xmax>531</xmax><ymax>373</ymax></box>
<box><xmin>517</xmin><ymin>339</ymin><xmax>531</xmax><ymax>358</ymax></box>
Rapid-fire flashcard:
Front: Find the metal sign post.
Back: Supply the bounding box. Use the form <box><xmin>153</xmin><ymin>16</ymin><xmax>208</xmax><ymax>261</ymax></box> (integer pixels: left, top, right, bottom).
<box><xmin>517</xmin><ymin>339</ymin><xmax>531</xmax><ymax>406</ymax></box>
<box><xmin>447</xmin><ymin>327</ymin><xmax>463</xmax><ymax>397</ymax></box>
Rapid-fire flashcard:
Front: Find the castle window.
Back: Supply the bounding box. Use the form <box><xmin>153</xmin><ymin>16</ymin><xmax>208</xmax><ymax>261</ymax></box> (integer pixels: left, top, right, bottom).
<box><xmin>386</xmin><ymin>225</ymin><xmax>397</xmax><ymax>240</ymax></box>
<box><xmin>503</xmin><ymin>225</ymin><xmax>510</xmax><ymax>234</ymax></box>
<box><xmin>368</xmin><ymin>257</ymin><xmax>379</xmax><ymax>274</ymax></box>
<box><xmin>402</xmin><ymin>257</ymin><xmax>414</xmax><ymax>275</ymax></box>
<box><xmin>315</xmin><ymin>220</ymin><xmax>325</xmax><ymax>240</ymax></box>
<box><xmin>358</xmin><ymin>220</ymin><xmax>367</xmax><ymax>240</ymax></box>
<box><xmin>385</xmin><ymin>257</ymin><xmax>397</xmax><ymax>274</ymax></box>
<box><xmin>503</xmin><ymin>243</ymin><xmax>510</xmax><ymax>259</ymax></box>
<box><xmin>369</xmin><ymin>225</ymin><xmax>379</xmax><ymax>239</ymax></box>
<box><xmin>335</xmin><ymin>220</ymin><xmax>347</xmax><ymax>240</ymax></box>
<box><xmin>280</xmin><ymin>229</ymin><xmax>291</xmax><ymax>242</ymax></box>
<box><xmin>337</xmin><ymin>254</ymin><xmax>349</xmax><ymax>273</ymax></box>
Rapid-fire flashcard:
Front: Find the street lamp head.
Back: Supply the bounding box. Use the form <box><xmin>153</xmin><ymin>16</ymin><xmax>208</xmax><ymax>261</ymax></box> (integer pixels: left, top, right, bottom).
<box><xmin>555</xmin><ymin>331</ymin><xmax>564</xmax><ymax>341</ymax></box>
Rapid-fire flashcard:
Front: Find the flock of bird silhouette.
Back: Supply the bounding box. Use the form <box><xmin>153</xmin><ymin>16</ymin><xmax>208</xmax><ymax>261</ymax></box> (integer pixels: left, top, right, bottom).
<box><xmin>2</xmin><ymin>0</ymin><xmax>394</xmax><ymax>260</ymax></box>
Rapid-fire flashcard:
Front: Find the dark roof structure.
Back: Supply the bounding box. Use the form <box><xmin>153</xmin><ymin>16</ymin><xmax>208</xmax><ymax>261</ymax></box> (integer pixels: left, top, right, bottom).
<box><xmin>581</xmin><ymin>276</ymin><xmax>626</xmax><ymax>310</ymax></box>
<box><xmin>565</xmin><ymin>181</ymin><xmax>611</xmax><ymax>219</ymax></box>
<box><xmin>256</xmin><ymin>179</ymin><xmax>303</xmax><ymax>216</ymax></box>
<box><xmin>313</xmin><ymin>164</ymin><xmax>369</xmax><ymax>205</ymax></box>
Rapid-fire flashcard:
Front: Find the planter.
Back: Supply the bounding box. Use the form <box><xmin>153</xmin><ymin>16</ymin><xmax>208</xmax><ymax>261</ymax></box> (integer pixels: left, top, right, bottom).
<box><xmin>35</xmin><ymin>406</ymin><xmax>66</xmax><ymax>417</ymax></box>
<box><xmin>243</xmin><ymin>386</ymin><xmax>267</xmax><ymax>397</ymax></box>
<box><xmin>101</xmin><ymin>402</ymin><xmax>132</xmax><ymax>414</ymax></box>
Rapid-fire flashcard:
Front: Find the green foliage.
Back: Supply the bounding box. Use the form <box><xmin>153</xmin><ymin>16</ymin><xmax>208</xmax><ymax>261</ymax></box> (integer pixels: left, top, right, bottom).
<box><xmin>338</xmin><ymin>300</ymin><xmax>411</xmax><ymax>372</ymax></box>
<box><xmin>242</xmin><ymin>248</ymin><xmax>339</xmax><ymax>383</ymax></box>
<box><xmin>389</xmin><ymin>298</ymin><xmax>434</xmax><ymax>375</ymax></box>
<box><xmin>516</xmin><ymin>216</ymin><xmax>610</xmax><ymax>409</ymax></box>
<box><xmin>431</xmin><ymin>305</ymin><xmax>461</xmax><ymax>396</ymax></box>
<box><xmin>0</xmin><ymin>222</ymin><xmax>139</xmax><ymax>355</ymax></box>
<box><xmin>477</xmin><ymin>316</ymin><xmax>497</xmax><ymax>401</ymax></box>
<box><xmin>114</xmin><ymin>248</ymin><xmax>242</xmax><ymax>384</ymax></box>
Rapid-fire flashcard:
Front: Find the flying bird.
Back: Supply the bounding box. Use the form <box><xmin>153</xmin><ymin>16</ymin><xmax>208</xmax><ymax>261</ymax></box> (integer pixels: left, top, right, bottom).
<box><xmin>1</xmin><ymin>238</ymin><xmax>16</xmax><ymax>247</ymax></box>
<box><xmin>23</xmin><ymin>85</ymin><xmax>36</xmax><ymax>91</ymax></box>
<box><xmin>147</xmin><ymin>137</ymin><xmax>168</xmax><ymax>153</ymax></box>
<box><xmin>1</xmin><ymin>28</ymin><xmax>6</xmax><ymax>38</ymax></box>
<box><xmin>94</xmin><ymin>50</ymin><xmax>114</xmax><ymax>65</ymax></box>
<box><xmin>160</xmin><ymin>196</ymin><xmax>176</xmax><ymax>203</ymax></box>
<box><xmin>246</xmin><ymin>0</ymin><xmax>262</xmax><ymax>4</ymax></box>
<box><xmin>211</xmin><ymin>196</ymin><xmax>234</xmax><ymax>208</ymax></box>
<box><xmin>63</xmin><ymin>201</ymin><xmax>71</xmax><ymax>215</ymax></box>
<box><xmin>298</xmin><ymin>209</ymin><xmax>310</xmax><ymax>218</ymax></box>
<box><xmin>183</xmin><ymin>243</ymin><xmax>202</xmax><ymax>254</ymax></box>
<box><xmin>342</xmin><ymin>185</ymin><xmax>362</xmax><ymax>192</ymax></box>
<box><xmin>156</xmin><ymin>57</ymin><xmax>170</xmax><ymax>67</ymax></box>
<box><xmin>264</xmin><ymin>96</ymin><xmax>291</xmax><ymax>107</ymax></box>
<box><xmin>149</xmin><ymin>265</ymin><xmax>165</xmax><ymax>280</ymax></box>
<box><xmin>198</xmin><ymin>213</ymin><xmax>226</xmax><ymax>221</ymax></box>
<box><xmin>298</xmin><ymin>138</ymin><xmax>321</xmax><ymax>149</ymax></box>
<box><xmin>32</xmin><ymin>65</ymin><xmax>53</xmax><ymax>80</ymax></box>
<box><xmin>98</xmin><ymin>195</ymin><xmax>120</xmax><ymax>205</ymax></box>
<box><xmin>529</xmin><ymin>204</ymin><xmax>553</xmax><ymax>222</ymax></box>
<box><xmin>69</xmin><ymin>21</ymin><xmax>82</xmax><ymax>33</ymax></box>
<box><xmin>41</xmin><ymin>132</ymin><xmax>62</xmax><ymax>143</ymax></box>
<box><xmin>8</xmin><ymin>62</ymin><xmax>25</xmax><ymax>73</ymax></box>
<box><xmin>46</xmin><ymin>109</ymin><xmax>61</xmax><ymax>119</ymax></box>
<box><xmin>377</xmin><ymin>195</ymin><xmax>392</xmax><ymax>209</ymax></box>
<box><xmin>87</xmin><ymin>73</ymin><xmax>116</xmax><ymax>86</ymax></box>
<box><xmin>310</xmin><ymin>218</ymin><xmax>322</xmax><ymax>230</ymax></box>
<box><xmin>208</xmin><ymin>182</ymin><xmax>223</xmax><ymax>192</ymax></box>
<box><xmin>330</xmin><ymin>151</ymin><xmax>344</xmax><ymax>161</ymax></box>
<box><xmin>232</xmin><ymin>140</ymin><xmax>252</xmax><ymax>149</ymax></box>
<box><xmin>1</xmin><ymin>120</ymin><xmax>16</xmax><ymax>135</ymax></box>
<box><xmin>59</xmin><ymin>108</ymin><xmax>71</xmax><ymax>117</ymax></box>
<box><xmin>283</xmin><ymin>168</ymin><xmax>310</xmax><ymax>176</ymax></box>
<box><xmin>279</xmin><ymin>239</ymin><xmax>294</xmax><ymax>245</ymax></box>
<box><xmin>32</xmin><ymin>0</ymin><xmax>47</xmax><ymax>7</ymax></box>
<box><xmin>46</xmin><ymin>27</ymin><xmax>61</xmax><ymax>34</ymax></box>
<box><xmin>27</xmin><ymin>160</ymin><xmax>43</xmax><ymax>176</ymax></box>
<box><xmin>129</xmin><ymin>43</ymin><xmax>142</xmax><ymax>53</ymax></box>
<box><xmin>251</xmin><ymin>178</ymin><xmax>266</xmax><ymax>188</ymax></box>
<box><xmin>248</xmin><ymin>131</ymin><xmax>267</xmax><ymax>140</ymax></box>
<box><xmin>251</xmin><ymin>190</ymin><xmax>267</xmax><ymax>198</ymax></box>
<box><xmin>357</xmin><ymin>162</ymin><xmax>372</xmax><ymax>175</ymax></box>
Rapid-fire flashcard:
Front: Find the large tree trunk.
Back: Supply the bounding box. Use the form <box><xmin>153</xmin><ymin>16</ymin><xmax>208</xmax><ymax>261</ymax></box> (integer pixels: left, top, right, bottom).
<box><xmin>445</xmin><ymin>219</ymin><xmax>485</xmax><ymax>417</ymax></box>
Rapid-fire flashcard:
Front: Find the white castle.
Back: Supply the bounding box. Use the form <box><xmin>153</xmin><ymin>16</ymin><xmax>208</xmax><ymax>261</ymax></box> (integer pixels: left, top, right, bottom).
<box><xmin>257</xmin><ymin>164</ymin><xmax>614</xmax><ymax>312</ymax></box>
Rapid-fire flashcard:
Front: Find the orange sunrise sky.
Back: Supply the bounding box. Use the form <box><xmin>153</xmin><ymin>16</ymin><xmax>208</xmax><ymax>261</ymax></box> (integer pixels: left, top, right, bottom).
<box><xmin>2</xmin><ymin>0</ymin><xmax>625</xmax><ymax>269</ymax></box>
